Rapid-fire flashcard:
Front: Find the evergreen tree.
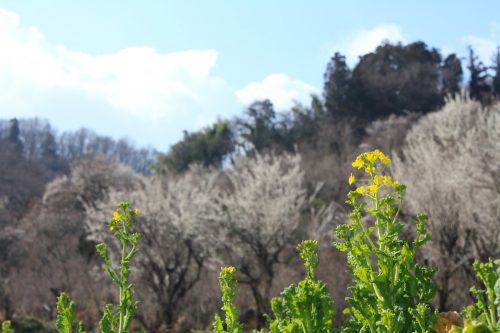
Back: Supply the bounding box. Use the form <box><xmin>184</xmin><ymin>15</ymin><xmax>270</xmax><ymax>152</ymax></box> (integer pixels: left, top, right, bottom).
<box><xmin>236</xmin><ymin>99</ymin><xmax>293</xmax><ymax>154</ymax></box>
<box><xmin>351</xmin><ymin>41</ymin><xmax>443</xmax><ymax>120</ymax></box>
<box><xmin>467</xmin><ymin>47</ymin><xmax>490</xmax><ymax>103</ymax></box>
<box><xmin>7</xmin><ymin>118</ymin><xmax>23</xmax><ymax>157</ymax></box>
<box><xmin>441</xmin><ymin>53</ymin><xmax>463</xmax><ymax>96</ymax></box>
<box><xmin>323</xmin><ymin>52</ymin><xmax>353</xmax><ymax>118</ymax></box>
<box><xmin>41</xmin><ymin>125</ymin><xmax>60</xmax><ymax>171</ymax></box>
<box><xmin>156</xmin><ymin>119</ymin><xmax>234</xmax><ymax>173</ymax></box>
<box><xmin>491</xmin><ymin>47</ymin><xmax>500</xmax><ymax>97</ymax></box>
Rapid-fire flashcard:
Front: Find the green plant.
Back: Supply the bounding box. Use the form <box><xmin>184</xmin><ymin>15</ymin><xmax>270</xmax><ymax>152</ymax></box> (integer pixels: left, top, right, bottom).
<box><xmin>267</xmin><ymin>240</ymin><xmax>334</xmax><ymax>333</ymax></box>
<box><xmin>213</xmin><ymin>266</ymin><xmax>244</xmax><ymax>333</ymax></box>
<box><xmin>55</xmin><ymin>293</ymin><xmax>84</xmax><ymax>333</ymax></box>
<box><xmin>1</xmin><ymin>321</ymin><xmax>14</xmax><ymax>333</ymax></box>
<box><xmin>335</xmin><ymin>150</ymin><xmax>438</xmax><ymax>333</ymax></box>
<box><xmin>56</xmin><ymin>202</ymin><xmax>144</xmax><ymax>333</ymax></box>
<box><xmin>464</xmin><ymin>259</ymin><xmax>500</xmax><ymax>331</ymax></box>
<box><xmin>451</xmin><ymin>320</ymin><xmax>493</xmax><ymax>333</ymax></box>
<box><xmin>95</xmin><ymin>202</ymin><xmax>142</xmax><ymax>333</ymax></box>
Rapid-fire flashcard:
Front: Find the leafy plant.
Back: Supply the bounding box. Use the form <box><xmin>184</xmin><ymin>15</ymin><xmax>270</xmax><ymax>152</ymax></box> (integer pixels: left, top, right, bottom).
<box><xmin>1</xmin><ymin>321</ymin><xmax>14</xmax><ymax>333</ymax></box>
<box><xmin>451</xmin><ymin>320</ymin><xmax>493</xmax><ymax>333</ymax></box>
<box><xmin>213</xmin><ymin>266</ymin><xmax>244</xmax><ymax>333</ymax></box>
<box><xmin>95</xmin><ymin>202</ymin><xmax>142</xmax><ymax>333</ymax></box>
<box><xmin>267</xmin><ymin>240</ymin><xmax>335</xmax><ymax>333</ymax></box>
<box><xmin>463</xmin><ymin>259</ymin><xmax>500</xmax><ymax>331</ymax></box>
<box><xmin>335</xmin><ymin>150</ymin><xmax>438</xmax><ymax>333</ymax></box>
<box><xmin>1</xmin><ymin>203</ymin><xmax>144</xmax><ymax>333</ymax></box>
<box><xmin>55</xmin><ymin>202</ymin><xmax>143</xmax><ymax>333</ymax></box>
<box><xmin>55</xmin><ymin>293</ymin><xmax>84</xmax><ymax>333</ymax></box>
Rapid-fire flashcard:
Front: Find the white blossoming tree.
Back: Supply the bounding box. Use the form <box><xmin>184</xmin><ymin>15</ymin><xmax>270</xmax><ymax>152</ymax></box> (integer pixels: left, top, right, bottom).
<box><xmin>392</xmin><ymin>94</ymin><xmax>500</xmax><ymax>309</ymax></box>
<box><xmin>215</xmin><ymin>153</ymin><xmax>331</xmax><ymax>328</ymax></box>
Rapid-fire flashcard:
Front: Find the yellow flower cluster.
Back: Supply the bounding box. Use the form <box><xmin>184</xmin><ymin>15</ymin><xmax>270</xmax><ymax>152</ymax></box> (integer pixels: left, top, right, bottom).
<box><xmin>349</xmin><ymin>150</ymin><xmax>399</xmax><ymax>197</ymax></box>
<box><xmin>352</xmin><ymin>149</ymin><xmax>392</xmax><ymax>172</ymax></box>
<box><xmin>373</xmin><ymin>175</ymin><xmax>398</xmax><ymax>187</ymax></box>
<box><xmin>113</xmin><ymin>211</ymin><xmax>121</xmax><ymax>221</ymax></box>
<box><xmin>221</xmin><ymin>266</ymin><xmax>236</xmax><ymax>275</ymax></box>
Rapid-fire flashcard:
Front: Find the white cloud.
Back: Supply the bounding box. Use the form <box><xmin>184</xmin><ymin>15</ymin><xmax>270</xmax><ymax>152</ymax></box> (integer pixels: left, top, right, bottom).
<box><xmin>236</xmin><ymin>74</ymin><xmax>318</xmax><ymax>110</ymax></box>
<box><xmin>0</xmin><ymin>7</ymin><xmax>319</xmax><ymax>149</ymax></box>
<box><xmin>323</xmin><ymin>24</ymin><xmax>407</xmax><ymax>65</ymax></box>
<box><xmin>0</xmin><ymin>7</ymin><xmax>242</xmax><ymax>148</ymax></box>
<box><xmin>0</xmin><ymin>7</ymin><xmax>229</xmax><ymax>121</ymax></box>
<box><xmin>345</xmin><ymin>24</ymin><xmax>407</xmax><ymax>63</ymax></box>
<box><xmin>462</xmin><ymin>22</ymin><xmax>500</xmax><ymax>63</ymax></box>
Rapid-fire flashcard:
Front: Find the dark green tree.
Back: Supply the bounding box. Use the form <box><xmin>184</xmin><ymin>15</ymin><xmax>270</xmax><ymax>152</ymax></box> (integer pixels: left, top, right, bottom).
<box><xmin>441</xmin><ymin>53</ymin><xmax>463</xmax><ymax>96</ymax></box>
<box><xmin>351</xmin><ymin>41</ymin><xmax>443</xmax><ymax>120</ymax></box>
<box><xmin>41</xmin><ymin>125</ymin><xmax>61</xmax><ymax>171</ymax></box>
<box><xmin>467</xmin><ymin>47</ymin><xmax>491</xmax><ymax>103</ymax></box>
<box><xmin>323</xmin><ymin>52</ymin><xmax>354</xmax><ymax>119</ymax></box>
<box><xmin>236</xmin><ymin>99</ymin><xmax>293</xmax><ymax>154</ymax></box>
<box><xmin>491</xmin><ymin>47</ymin><xmax>500</xmax><ymax>97</ymax></box>
<box><xmin>289</xmin><ymin>95</ymin><xmax>326</xmax><ymax>145</ymax></box>
<box><xmin>156</xmin><ymin>119</ymin><xmax>234</xmax><ymax>173</ymax></box>
<box><xmin>7</xmin><ymin>118</ymin><xmax>23</xmax><ymax>157</ymax></box>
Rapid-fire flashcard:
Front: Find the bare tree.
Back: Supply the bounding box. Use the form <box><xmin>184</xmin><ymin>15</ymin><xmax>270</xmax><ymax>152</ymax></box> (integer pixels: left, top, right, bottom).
<box><xmin>392</xmin><ymin>93</ymin><xmax>500</xmax><ymax>310</ymax></box>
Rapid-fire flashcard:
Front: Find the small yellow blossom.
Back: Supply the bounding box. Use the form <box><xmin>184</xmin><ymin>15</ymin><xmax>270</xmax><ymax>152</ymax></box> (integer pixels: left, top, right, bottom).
<box><xmin>368</xmin><ymin>184</ymin><xmax>379</xmax><ymax>193</ymax></box>
<box><xmin>113</xmin><ymin>211</ymin><xmax>121</xmax><ymax>221</ymax></box>
<box><xmin>365</xmin><ymin>152</ymin><xmax>377</xmax><ymax>163</ymax></box>
<box><xmin>349</xmin><ymin>173</ymin><xmax>356</xmax><ymax>185</ymax></box>
<box><xmin>365</xmin><ymin>165</ymin><xmax>375</xmax><ymax>174</ymax></box>
<box><xmin>355</xmin><ymin>186</ymin><xmax>366</xmax><ymax>195</ymax></box>
<box><xmin>379</xmin><ymin>152</ymin><xmax>392</xmax><ymax>166</ymax></box>
<box><xmin>134</xmin><ymin>209</ymin><xmax>141</xmax><ymax>216</ymax></box>
<box><xmin>382</xmin><ymin>176</ymin><xmax>393</xmax><ymax>186</ymax></box>
<box><xmin>374</xmin><ymin>175</ymin><xmax>383</xmax><ymax>185</ymax></box>
<box><xmin>352</xmin><ymin>156</ymin><xmax>364</xmax><ymax>169</ymax></box>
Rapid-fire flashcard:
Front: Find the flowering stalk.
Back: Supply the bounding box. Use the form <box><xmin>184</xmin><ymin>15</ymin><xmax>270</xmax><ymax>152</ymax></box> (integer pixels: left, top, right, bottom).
<box><xmin>96</xmin><ymin>202</ymin><xmax>142</xmax><ymax>333</ymax></box>
<box><xmin>213</xmin><ymin>266</ymin><xmax>244</xmax><ymax>333</ymax></box>
<box><xmin>336</xmin><ymin>150</ymin><xmax>437</xmax><ymax>333</ymax></box>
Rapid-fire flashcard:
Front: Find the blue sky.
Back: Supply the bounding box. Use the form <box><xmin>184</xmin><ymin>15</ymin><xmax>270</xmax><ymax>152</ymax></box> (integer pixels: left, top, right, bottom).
<box><xmin>0</xmin><ymin>1</ymin><xmax>499</xmax><ymax>150</ymax></box>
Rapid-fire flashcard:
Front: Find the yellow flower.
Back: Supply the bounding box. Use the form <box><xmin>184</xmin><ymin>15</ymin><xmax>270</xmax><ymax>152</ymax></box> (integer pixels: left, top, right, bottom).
<box><xmin>379</xmin><ymin>152</ymin><xmax>392</xmax><ymax>166</ymax></box>
<box><xmin>382</xmin><ymin>176</ymin><xmax>391</xmax><ymax>186</ymax></box>
<box><xmin>352</xmin><ymin>156</ymin><xmax>364</xmax><ymax>169</ymax></box>
<box><xmin>374</xmin><ymin>175</ymin><xmax>383</xmax><ymax>185</ymax></box>
<box><xmin>349</xmin><ymin>173</ymin><xmax>356</xmax><ymax>185</ymax></box>
<box><xmin>368</xmin><ymin>184</ymin><xmax>379</xmax><ymax>193</ymax></box>
<box><xmin>365</xmin><ymin>165</ymin><xmax>375</xmax><ymax>174</ymax></box>
<box><xmin>134</xmin><ymin>209</ymin><xmax>141</xmax><ymax>216</ymax></box>
<box><xmin>365</xmin><ymin>152</ymin><xmax>377</xmax><ymax>163</ymax></box>
<box><xmin>113</xmin><ymin>211</ymin><xmax>121</xmax><ymax>221</ymax></box>
<box><xmin>355</xmin><ymin>186</ymin><xmax>366</xmax><ymax>195</ymax></box>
